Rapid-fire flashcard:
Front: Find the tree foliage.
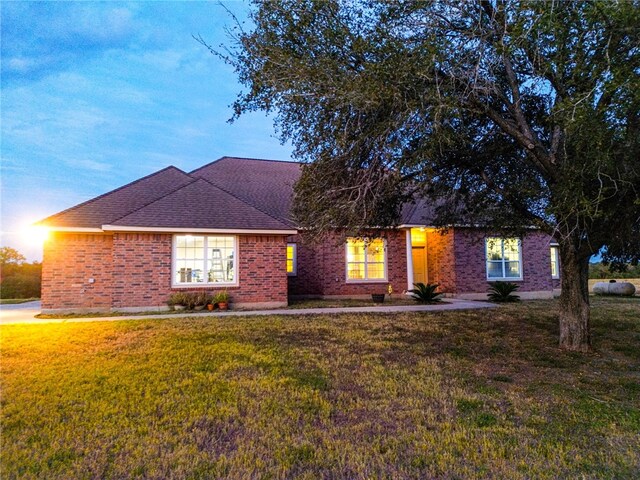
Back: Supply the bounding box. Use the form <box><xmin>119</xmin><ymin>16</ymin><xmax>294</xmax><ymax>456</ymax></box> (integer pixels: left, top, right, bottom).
<box><xmin>0</xmin><ymin>247</ymin><xmax>26</xmax><ymax>265</ymax></box>
<box><xmin>0</xmin><ymin>247</ymin><xmax>41</xmax><ymax>299</ymax></box>
<box><xmin>589</xmin><ymin>262</ymin><xmax>640</xmax><ymax>279</ymax></box>
<box><xmin>215</xmin><ymin>0</ymin><xmax>640</xmax><ymax>350</ymax></box>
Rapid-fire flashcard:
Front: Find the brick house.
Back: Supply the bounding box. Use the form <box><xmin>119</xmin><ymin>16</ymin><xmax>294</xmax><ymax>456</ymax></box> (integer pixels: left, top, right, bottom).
<box><xmin>39</xmin><ymin>157</ymin><xmax>561</xmax><ymax>313</ymax></box>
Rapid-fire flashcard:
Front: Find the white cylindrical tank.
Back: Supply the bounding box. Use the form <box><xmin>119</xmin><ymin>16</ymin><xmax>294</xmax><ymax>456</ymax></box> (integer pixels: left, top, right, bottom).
<box><xmin>592</xmin><ymin>281</ymin><xmax>636</xmax><ymax>296</ymax></box>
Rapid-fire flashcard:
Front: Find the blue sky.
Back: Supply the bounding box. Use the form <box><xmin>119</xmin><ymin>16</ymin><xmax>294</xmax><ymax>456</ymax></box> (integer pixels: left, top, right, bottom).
<box><xmin>1</xmin><ymin>1</ymin><xmax>293</xmax><ymax>261</ymax></box>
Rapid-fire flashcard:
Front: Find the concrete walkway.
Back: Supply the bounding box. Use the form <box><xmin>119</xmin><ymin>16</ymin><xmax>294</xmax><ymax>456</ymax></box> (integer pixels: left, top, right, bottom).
<box><xmin>0</xmin><ymin>299</ymin><xmax>496</xmax><ymax>326</ymax></box>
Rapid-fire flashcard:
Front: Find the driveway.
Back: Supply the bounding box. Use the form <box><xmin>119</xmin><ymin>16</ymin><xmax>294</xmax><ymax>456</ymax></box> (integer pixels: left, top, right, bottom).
<box><xmin>0</xmin><ymin>299</ymin><xmax>496</xmax><ymax>325</ymax></box>
<box><xmin>0</xmin><ymin>301</ymin><xmax>42</xmax><ymax>324</ymax></box>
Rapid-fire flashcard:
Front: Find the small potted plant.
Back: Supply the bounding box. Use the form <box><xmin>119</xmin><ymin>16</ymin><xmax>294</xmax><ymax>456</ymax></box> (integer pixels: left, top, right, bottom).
<box><xmin>194</xmin><ymin>291</ymin><xmax>209</xmax><ymax>311</ymax></box>
<box><xmin>168</xmin><ymin>292</ymin><xmax>187</xmax><ymax>311</ymax></box>
<box><xmin>371</xmin><ymin>293</ymin><xmax>385</xmax><ymax>303</ymax></box>
<box><xmin>206</xmin><ymin>294</ymin><xmax>215</xmax><ymax>311</ymax></box>
<box><xmin>214</xmin><ymin>290</ymin><xmax>230</xmax><ymax>310</ymax></box>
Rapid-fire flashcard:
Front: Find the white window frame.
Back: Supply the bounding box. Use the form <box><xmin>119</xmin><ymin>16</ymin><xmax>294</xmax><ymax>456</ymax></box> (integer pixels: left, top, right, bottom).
<box><xmin>172</xmin><ymin>235</ymin><xmax>239</xmax><ymax>288</ymax></box>
<box><xmin>550</xmin><ymin>244</ymin><xmax>560</xmax><ymax>279</ymax></box>
<box><xmin>345</xmin><ymin>237</ymin><xmax>388</xmax><ymax>283</ymax></box>
<box><xmin>485</xmin><ymin>237</ymin><xmax>523</xmax><ymax>281</ymax></box>
<box><xmin>286</xmin><ymin>243</ymin><xmax>297</xmax><ymax>276</ymax></box>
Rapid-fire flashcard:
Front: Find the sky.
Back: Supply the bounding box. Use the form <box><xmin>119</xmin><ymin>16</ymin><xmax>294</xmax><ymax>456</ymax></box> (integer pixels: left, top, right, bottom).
<box><xmin>1</xmin><ymin>1</ymin><xmax>293</xmax><ymax>261</ymax></box>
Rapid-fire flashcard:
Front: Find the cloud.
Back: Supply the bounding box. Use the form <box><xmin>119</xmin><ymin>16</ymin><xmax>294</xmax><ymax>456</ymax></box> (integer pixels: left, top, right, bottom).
<box><xmin>1</xmin><ymin>2</ymin><xmax>139</xmax><ymax>84</ymax></box>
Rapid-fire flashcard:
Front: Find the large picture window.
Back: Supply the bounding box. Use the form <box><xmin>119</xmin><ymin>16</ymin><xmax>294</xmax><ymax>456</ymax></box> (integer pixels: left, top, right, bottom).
<box><xmin>346</xmin><ymin>238</ymin><xmax>387</xmax><ymax>281</ymax></box>
<box><xmin>486</xmin><ymin>238</ymin><xmax>522</xmax><ymax>280</ymax></box>
<box><xmin>173</xmin><ymin>235</ymin><xmax>236</xmax><ymax>286</ymax></box>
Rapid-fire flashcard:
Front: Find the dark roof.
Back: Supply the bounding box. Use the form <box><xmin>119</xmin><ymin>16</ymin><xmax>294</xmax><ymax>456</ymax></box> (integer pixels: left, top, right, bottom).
<box><xmin>108</xmin><ymin>178</ymin><xmax>292</xmax><ymax>231</ymax></box>
<box><xmin>39</xmin><ymin>167</ymin><xmax>194</xmax><ymax>228</ymax></box>
<box><xmin>400</xmin><ymin>198</ymin><xmax>437</xmax><ymax>226</ymax></box>
<box><xmin>191</xmin><ymin>157</ymin><xmax>302</xmax><ymax>226</ymax></box>
<box><xmin>40</xmin><ymin>156</ymin><xmax>434</xmax><ymax>231</ymax></box>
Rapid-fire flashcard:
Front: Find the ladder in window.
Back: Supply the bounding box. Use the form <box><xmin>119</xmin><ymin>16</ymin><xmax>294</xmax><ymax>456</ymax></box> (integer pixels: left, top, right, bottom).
<box><xmin>209</xmin><ymin>249</ymin><xmax>225</xmax><ymax>282</ymax></box>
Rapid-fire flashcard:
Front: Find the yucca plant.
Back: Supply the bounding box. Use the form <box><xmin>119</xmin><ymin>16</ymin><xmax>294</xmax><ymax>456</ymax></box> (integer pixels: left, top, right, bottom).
<box><xmin>409</xmin><ymin>282</ymin><xmax>442</xmax><ymax>303</ymax></box>
<box><xmin>487</xmin><ymin>282</ymin><xmax>520</xmax><ymax>302</ymax></box>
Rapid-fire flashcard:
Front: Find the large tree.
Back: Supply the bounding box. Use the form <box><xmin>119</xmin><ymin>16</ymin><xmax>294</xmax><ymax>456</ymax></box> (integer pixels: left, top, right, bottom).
<box><xmin>214</xmin><ymin>0</ymin><xmax>640</xmax><ymax>351</ymax></box>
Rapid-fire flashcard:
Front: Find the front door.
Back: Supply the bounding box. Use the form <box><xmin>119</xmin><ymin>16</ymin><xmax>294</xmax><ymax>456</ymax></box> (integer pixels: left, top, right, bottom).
<box><xmin>412</xmin><ymin>247</ymin><xmax>427</xmax><ymax>284</ymax></box>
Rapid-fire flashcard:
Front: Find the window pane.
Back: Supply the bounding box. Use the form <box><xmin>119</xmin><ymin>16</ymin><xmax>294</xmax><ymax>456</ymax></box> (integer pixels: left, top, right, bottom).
<box><xmin>550</xmin><ymin>247</ymin><xmax>558</xmax><ymax>277</ymax></box>
<box><xmin>503</xmin><ymin>239</ymin><xmax>520</xmax><ymax>261</ymax></box>
<box><xmin>487</xmin><ymin>262</ymin><xmax>503</xmax><ymax>278</ymax></box>
<box><xmin>286</xmin><ymin>244</ymin><xmax>296</xmax><ymax>274</ymax></box>
<box><xmin>176</xmin><ymin>260</ymin><xmax>204</xmax><ymax>283</ymax></box>
<box><xmin>366</xmin><ymin>239</ymin><xmax>385</xmax><ymax>263</ymax></box>
<box><xmin>367</xmin><ymin>263</ymin><xmax>385</xmax><ymax>279</ymax></box>
<box><xmin>347</xmin><ymin>239</ymin><xmax>365</xmax><ymax>263</ymax></box>
<box><xmin>347</xmin><ymin>263</ymin><xmax>365</xmax><ymax>279</ymax></box>
<box><xmin>207</xmin><ymin>236</ymin><xmax>235</xmax><ymax>282</ymax></box>
<box><xmin>505</xmin><ymin>261</ymin><xmax>521</xmax><ymax>277</ymax></box>
<box><xmin>486</xmin><ymin>238</ymin><xmax>503</xmax><ymax>260</ymax></box>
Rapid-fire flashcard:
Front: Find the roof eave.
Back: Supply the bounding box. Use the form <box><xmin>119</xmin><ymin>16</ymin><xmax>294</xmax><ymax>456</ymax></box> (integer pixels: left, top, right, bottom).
<box><xmin>102</xmin><ymin>225</ymin><xmax>298</xmax><ymax>235</ymax></box>
<box><xmin>42</xmin><ymin>227</ymin><xmax>105</xmax><ymax>233</ymax></box>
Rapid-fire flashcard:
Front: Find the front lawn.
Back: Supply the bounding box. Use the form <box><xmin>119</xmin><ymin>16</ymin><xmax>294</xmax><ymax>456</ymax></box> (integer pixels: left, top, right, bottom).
<box><xmin>2</xmin><ymin>298</ymin><xmax>639</xmax><ymax>479</ymax></box>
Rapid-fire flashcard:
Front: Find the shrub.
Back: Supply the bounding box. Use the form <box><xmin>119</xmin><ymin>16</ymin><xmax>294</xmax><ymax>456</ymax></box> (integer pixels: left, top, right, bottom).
<box><xmin>408</xmin><ymin>283</ymin><xmax>442</xmax><ymax>303</ymax></box>
<box><xmin>487</xmin><ymin>282</ymin><xmax>520</xmax><ymax>302</ymax></box>
<box><xmin>194</xmin><ymin>291</ymin><xmax>210</xmax><ymax>307</ymax></box>
<box><xmin>167</xmin><ymin>292</ymin><xmax>187</xmax><ymax>307</ymax></box>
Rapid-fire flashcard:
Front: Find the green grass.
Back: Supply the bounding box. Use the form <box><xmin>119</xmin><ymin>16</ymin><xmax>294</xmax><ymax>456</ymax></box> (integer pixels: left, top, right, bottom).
<box><xmin>2</xmin><ymin>297</ymin><xmax>639</xmax><ymax>479</ymax></box>
<box><xmin>0</xmin><ymin>298</ymin><xmax>39</xmax><ymax>305</ymax></box>
<box><xmin>287</xmin><ymin>297</ymin><xmax>417</xmax><ymax>309</ymax></box>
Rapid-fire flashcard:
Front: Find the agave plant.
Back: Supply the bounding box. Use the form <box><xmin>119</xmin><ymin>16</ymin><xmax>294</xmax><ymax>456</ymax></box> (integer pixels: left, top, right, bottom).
<box><xmin>487</xmin><ymin>282</ymin><xmax>520</xmax><ymax>302</ymax></box>
<box><xmin>409</xmin><ymin>282</ymin><xmax>442</xmax><ymax>303</ymax></box>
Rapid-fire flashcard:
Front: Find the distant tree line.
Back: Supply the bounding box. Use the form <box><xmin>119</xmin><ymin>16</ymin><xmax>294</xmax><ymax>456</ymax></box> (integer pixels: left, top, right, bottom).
<box><xmin>589</xmin><ymin>262</ymin><xmax>640</xmax><ymax>280</ymax></box>
<box><xmin>0</xmin><ymin>247</ymin><xmax>42</xmax><ymax>299</ymax></box>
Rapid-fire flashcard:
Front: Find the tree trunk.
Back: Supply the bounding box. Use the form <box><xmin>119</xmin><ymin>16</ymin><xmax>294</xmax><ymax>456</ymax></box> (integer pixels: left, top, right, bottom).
<box><xmin>558</xmin><ymin>242</ymin><xmax>592</xmax><ymax>352</ymax></box>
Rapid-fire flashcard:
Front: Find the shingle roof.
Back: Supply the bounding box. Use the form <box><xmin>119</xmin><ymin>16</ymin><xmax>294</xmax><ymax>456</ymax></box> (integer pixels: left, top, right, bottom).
<box><xmin>400</xmin><ymin>198</ymin><xmax>437</xmax><ymax>226</ymax></box>
<box><xmin>190</xmin><ymin>157</ymin><xmax>302</xmax><ymax>226</ymax></box>
<box><xmin>107</xmin><ymin>178</ymin><xmax>292</xmax><ymax>231</ymax></box>
<box><xmin>40</xmin><ymin>156</ymin><xmax>436</xmax><ymax>232</ymax></box>
<box><xmin>39</xmin><ymin>166</ymin><xmax>194</xmax><ymax>228</ymax></box>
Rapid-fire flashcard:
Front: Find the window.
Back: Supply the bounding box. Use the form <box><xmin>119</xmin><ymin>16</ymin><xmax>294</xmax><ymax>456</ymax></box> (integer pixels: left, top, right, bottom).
<box><xmin>346</xmin><ymin>238</ymin><xmax>387</xmax><ymax>281</ymax></box>
<box><xmin>486</xmin><ymin>238</ymin><xmax>522</xmax><ymax>280</ymax></box>
<box><xmin>173</xmin><ymin>235</ymin><xmax>236</xmax><ymax>286</ymax></box>
<box><xmin>286</xmin><ymin>243</ymin><xmax>297</xmax><ymax>275</ymax></box>
<box><xmin>550</xmin><ymin>245</ymin><xmax>560</xmax><ymax>278</ymax></box>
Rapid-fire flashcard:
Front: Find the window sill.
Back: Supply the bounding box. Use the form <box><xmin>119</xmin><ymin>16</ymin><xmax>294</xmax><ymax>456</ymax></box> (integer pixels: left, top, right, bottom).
<box><xmin>346</xmin><ymin>279</ymin><xmax>389</xmax><ymax>284</ymax></box>
<box><xmin>172</xmin><ymin>283</ymin><xmax>238</xmax><ymax>289</ymax></box>
<box><xmin>486</xmin><ymin>278</ymin><xmax>523</xmax><ymax>282</ymax></box>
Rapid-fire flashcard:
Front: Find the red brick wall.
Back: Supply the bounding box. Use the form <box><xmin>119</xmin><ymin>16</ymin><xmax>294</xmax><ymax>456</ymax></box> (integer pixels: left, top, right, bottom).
<box><xmin>42</xmin><ymin>233</ymin><xmax>113</xmax><ymax>310</ymax></box>
<box><xmin>288</xmin><ymin>230</ymin><xmax>407</xmax><ymax>296</ymax></box>
<box><xmin>43</xmin><ymin>232</ymin><xmax>288</xmax><ymax>311</ymax></box>
<box><xmin>235</xmin><ymin>235</ymin><xmax>288</xmax><ymax>304</ymax></box>
<box><xmin>425</xmin><ymin>229</ymin><xmax>457</xmax><ymax>293</ymax></box>
<box><xmin>111</xmin><ymin>233</ymin><xmax>288</xmax><ymax>308</ymax></box>
<box><xmin>287</xmin><ymin>235</ymin><xmax>323</xmax><ymax>296</ymax></box>
<box><xmin>451</xmin><ymin>228</ymin><xmax>556</xmax><ymax>293</ymax></box>
<box><xmin>111</xmin><ymin>233</ymin><xmax>172</xmax><ymax>308</ymax></box>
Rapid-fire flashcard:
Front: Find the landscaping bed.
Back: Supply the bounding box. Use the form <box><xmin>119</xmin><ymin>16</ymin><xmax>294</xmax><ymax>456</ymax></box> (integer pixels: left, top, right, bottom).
<box><xmin>2</xmin><ymin>298</ymin><xmax>639</xmax><ymax>478</ymax></box>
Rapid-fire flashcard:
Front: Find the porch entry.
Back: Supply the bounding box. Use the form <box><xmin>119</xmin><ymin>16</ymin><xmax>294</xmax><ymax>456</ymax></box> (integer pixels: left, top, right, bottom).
<box><xmin>410</xmin><ymin>228</ymin><xmax>428</xmax><ymax>285</ymax></box>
